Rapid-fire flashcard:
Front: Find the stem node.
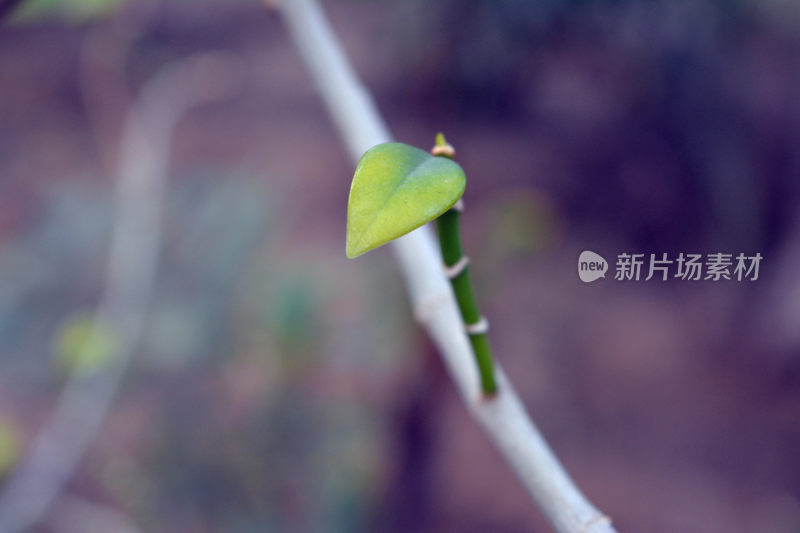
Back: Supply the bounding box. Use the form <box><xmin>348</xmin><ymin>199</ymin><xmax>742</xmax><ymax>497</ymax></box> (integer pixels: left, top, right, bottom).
<box><xmin>433</xmin><ymin>153</ymin><xmax>498</xmax><ymax>396</ymax></box>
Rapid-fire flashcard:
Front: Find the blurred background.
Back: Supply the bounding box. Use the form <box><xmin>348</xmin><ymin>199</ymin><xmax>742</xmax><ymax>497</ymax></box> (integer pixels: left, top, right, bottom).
<box><xmin>1</xmin><ymin>0</ymin><xmax>800</xmax><ymax>531</ymax></box>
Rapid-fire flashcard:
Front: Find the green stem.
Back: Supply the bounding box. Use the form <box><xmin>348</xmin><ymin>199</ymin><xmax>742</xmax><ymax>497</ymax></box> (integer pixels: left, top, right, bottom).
<box><xmin>434</xmin><ymin>160</ymin><xmax>497</xmax><ymax>395</ymax></box>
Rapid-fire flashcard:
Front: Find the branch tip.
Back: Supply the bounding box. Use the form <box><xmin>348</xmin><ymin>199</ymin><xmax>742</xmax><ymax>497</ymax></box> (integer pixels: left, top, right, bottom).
<box><xmin>431</xmin><ymin>132</ymin><xmax>455</xmax><ymax>158</ymax></box>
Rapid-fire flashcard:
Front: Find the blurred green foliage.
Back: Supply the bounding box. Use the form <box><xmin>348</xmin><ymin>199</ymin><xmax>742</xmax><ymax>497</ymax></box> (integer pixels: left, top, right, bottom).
<box><xmin>0</xmin><ymin>420</ymin><xmax>21</xmax><ymax>478</ymax></box>
<box><xmin>11</xmin><ymin>0</ymin><xmax>123</xmax><ymax>22</ymax></box>
<box><xmin>271</xmin><ymin>275</ymin><xmax>319</xmax><ymax>358</ymax></box>
<box><xmin>53</xmin><ymin>312</ymin><xmax>118</xmax><ymax>375</ymax></box>
<box><xmin>488</xmin><ymin>190</ymin><xmax>559</xmax><ymax>258</ymax></box>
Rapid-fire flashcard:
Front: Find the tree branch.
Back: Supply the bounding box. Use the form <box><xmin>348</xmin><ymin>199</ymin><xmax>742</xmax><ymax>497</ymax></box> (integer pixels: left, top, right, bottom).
<box><xmin>0</xmin><ymin>52</ymin><xmax>241</xmax><ymax>533</ymax></box>
<box><xmin>277</xmin><ymin>1</ymin><xmax>617</xmax><ymax>531</ymax></box>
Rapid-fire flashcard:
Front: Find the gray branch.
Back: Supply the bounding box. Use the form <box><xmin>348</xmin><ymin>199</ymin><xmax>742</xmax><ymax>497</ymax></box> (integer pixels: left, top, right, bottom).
<box><xmin>278</xmin><ymin>1</ymin><xmax>617</xmax><ymax>531</ymax></box>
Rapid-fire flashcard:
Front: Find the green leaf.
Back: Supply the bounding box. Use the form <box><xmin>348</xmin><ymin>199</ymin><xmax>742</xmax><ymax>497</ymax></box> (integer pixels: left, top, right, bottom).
<box><xmin>346</xmin><ymin>142</ymin><xmax>466</xmax><ymax>258</ymax></box>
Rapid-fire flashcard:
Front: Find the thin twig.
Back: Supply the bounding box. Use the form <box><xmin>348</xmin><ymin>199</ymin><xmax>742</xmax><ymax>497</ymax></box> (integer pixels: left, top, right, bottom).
<box><xmin>0</xmin><ymin>52</ymin><xmax>241</xmax><ymax>533</ymax></box>
<box><xmin>277</xmin><ymin>1</ymin><xmax>617</xmax><ymax>531</ymax></box>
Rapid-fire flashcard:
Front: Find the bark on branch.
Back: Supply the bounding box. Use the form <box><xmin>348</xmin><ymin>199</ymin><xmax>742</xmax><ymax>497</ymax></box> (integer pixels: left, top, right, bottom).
<box><xmin>277</xmin><ymin>1</ymin><xmax>617</xmax><ymax>531</ymax></box>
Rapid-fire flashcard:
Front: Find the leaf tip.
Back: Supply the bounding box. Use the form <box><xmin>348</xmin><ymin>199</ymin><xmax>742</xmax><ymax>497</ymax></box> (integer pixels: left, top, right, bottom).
<box><xmin>345</xmin><ymin>225</ymin><xmax>370</xmax><ymax>258</ymax></box>
<box><xmin>345</xmin><ymin>241</ymin><xmax>361</xmax><ymax>259</ymax></box>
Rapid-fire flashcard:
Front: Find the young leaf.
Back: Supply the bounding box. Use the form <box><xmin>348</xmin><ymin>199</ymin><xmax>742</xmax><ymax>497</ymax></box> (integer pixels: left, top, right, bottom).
<box><xmin>346</xmin><ymin>142</ymin><xmax>466</xmax><ymax>258</ymax></box>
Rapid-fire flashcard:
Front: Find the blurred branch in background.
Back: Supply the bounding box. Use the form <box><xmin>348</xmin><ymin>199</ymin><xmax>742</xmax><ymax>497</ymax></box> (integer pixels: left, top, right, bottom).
<box><xmin>78</xmin><ymin>0</ymin><xmax>161</xmax><ymax>172</ymax></box>
<box><xmin>49</xmin><ymin>496</ymin><xmax>141</xmax><ymax>533</ymax></box>
<box><xmin>278</xmin><ymin>0</ymin><xmax>616</xmax><ymax>532</ymax></box>
<box><xmin>0</xmin><ymin>48</ymin><xmax>242</xmax><ymax>532</ymax></box>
